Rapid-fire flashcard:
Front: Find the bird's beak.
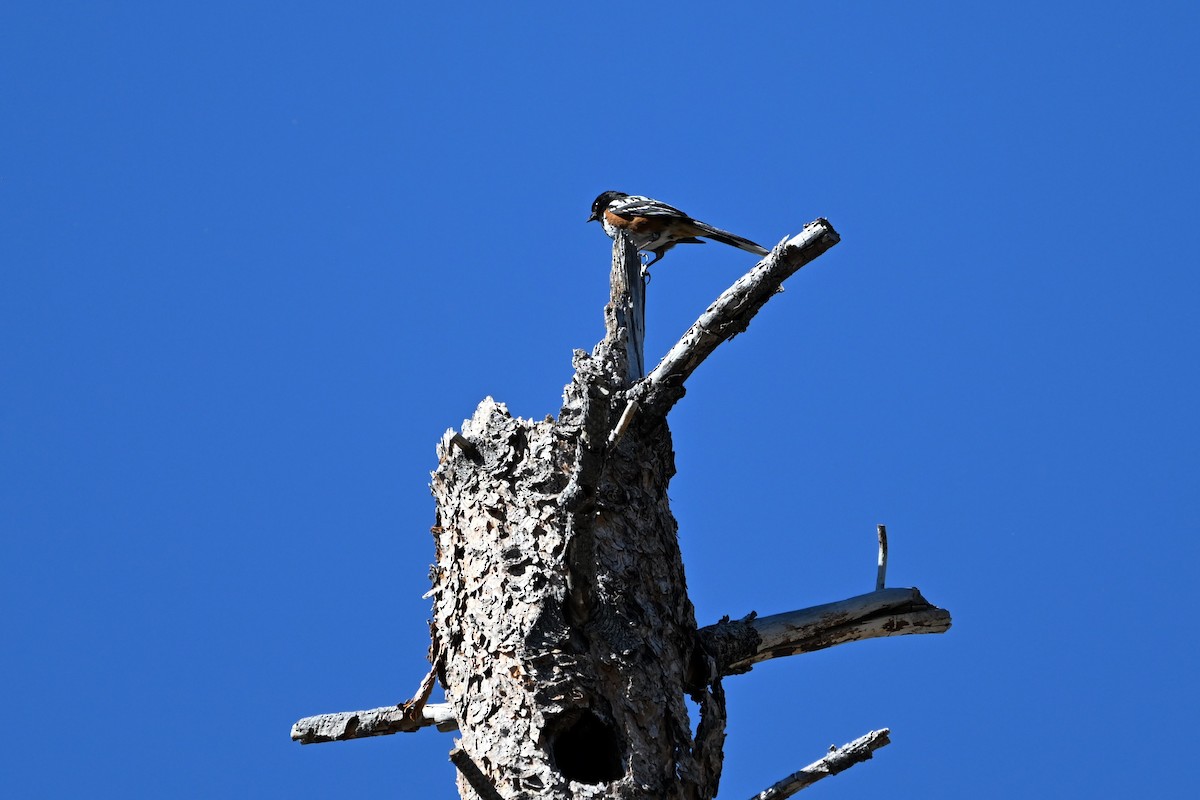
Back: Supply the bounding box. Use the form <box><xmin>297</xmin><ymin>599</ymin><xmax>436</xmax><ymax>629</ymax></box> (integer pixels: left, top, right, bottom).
<box><xmin>586</xmin><ymin>211</ymin><xmax>599</xmax><ymax>223</ymax></box>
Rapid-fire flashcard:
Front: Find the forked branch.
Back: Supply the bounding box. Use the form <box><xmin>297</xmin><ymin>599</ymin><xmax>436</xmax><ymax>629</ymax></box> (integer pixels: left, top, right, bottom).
<box><xmin>292</xmin><ymin>648</ymin><xmax>447</xmax><ymax>744</ymax></box>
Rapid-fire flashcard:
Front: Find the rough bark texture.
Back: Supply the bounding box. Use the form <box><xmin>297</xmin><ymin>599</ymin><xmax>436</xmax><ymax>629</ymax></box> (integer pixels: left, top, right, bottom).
<box><xmin>428</xmin><ymin>234</ymin><xmax>722</xmax><ymax>799</ymax></box>
<box><xmin>287</xmin><ymin>215</ymin><xmax>962</xmax><ymax>795</ymax></box>
<box><xmin>290</xmin><ymin>589</ymin><xmax>951</xmax><ymax>743</ymax></box>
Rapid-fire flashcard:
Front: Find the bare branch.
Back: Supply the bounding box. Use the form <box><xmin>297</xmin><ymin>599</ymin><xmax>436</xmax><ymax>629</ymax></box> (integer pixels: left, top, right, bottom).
<box><xmin>293</xmin><ymin>588</ymin><xmax>949</xmax><ymax>744</ymax></box>
<box><xmin>749</xmin><ymin>729</ymin><xmax>891</xmax><ymax>799</ymax></box>
<box><xmin>292</xmin><ymin>645</ymin><xmax>451</xmax><ymax>744</ymax></box>
<box><xmin>638</xmin><ymin>219</ymin><xmax>840</xmax><ymax>415</ymax></box>
<box><xmin>607</xmin><ymin>399</ymin><xmax>640</xmax><ymax>447</ymax></box>
<box><xmin>699</xmin><ymin>588</ymin><xmax>951</xmax><ymax>676</ymax></box>
<box><xmin>294</xmin><ymin>586</ymin><xmax>948</xmax><ymax>744</ymax></box>
<box><xmin>876</xmin><ymin>524</ymin><xmax>888</xmax><ymax>591</ymax></box>
<box><xmin>291</xmin><ymin>702</ymin><xmax>458</xmax><ymax>744</ymax></box>
<box><xmin>450</xmin><ymin>746</ymin><xmax>506</xmax><ymax>800</ymax></box>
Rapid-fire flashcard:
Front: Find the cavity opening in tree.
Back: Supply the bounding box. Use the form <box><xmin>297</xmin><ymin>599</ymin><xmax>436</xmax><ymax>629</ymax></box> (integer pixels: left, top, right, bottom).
<box><xmin>545</xmin><ymin>709</ymin><xmax>624</xmax><ymax>786</ymax></box>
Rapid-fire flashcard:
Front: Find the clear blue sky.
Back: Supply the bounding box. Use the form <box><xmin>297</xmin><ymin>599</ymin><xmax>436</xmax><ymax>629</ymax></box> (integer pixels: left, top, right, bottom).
<box><xmin>3</xmin><ymin>3</ymin><xmax>1197</xmax><ymax>797</ymax></box>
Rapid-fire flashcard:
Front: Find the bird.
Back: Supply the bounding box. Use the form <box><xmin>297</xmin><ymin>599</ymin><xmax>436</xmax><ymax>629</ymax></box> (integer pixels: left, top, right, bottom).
<box><xmin>587</xmin><ymin>191</ymin><xmax>769</xmax><ymax>267</ymax></box>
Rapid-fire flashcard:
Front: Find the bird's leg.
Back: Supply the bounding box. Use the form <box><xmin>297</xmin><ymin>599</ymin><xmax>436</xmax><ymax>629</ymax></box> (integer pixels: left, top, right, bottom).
<box><xmin>637</xmin><ymin>252</ymin><xmax>657</xmax><ymax>283</ymax></box>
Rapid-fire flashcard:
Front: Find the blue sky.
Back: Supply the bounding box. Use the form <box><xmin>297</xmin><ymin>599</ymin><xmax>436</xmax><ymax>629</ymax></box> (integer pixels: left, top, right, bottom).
<box><xmin>2</xmin><ymin>2</ymin><xmax>1197</xmax><ymax>797</ymax></box>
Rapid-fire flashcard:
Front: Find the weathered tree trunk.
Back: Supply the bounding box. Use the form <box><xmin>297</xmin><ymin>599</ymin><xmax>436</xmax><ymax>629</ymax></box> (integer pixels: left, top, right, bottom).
<box><xmin>291</xmin><ymin>218</ymin><xmax>953</xmax><ymax>798</ymax></box>
<box><xmin>429</xmin><ymin>234</ymin><xmax>719</xmax><ymax>798</ymax></box>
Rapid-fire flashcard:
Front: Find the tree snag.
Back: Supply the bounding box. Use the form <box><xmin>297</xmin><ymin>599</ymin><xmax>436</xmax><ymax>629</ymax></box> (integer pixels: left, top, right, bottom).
<box><xmin>291</xmin><ymin>218</ymin><xmax>953</xmax><ymax>799</ymax></box>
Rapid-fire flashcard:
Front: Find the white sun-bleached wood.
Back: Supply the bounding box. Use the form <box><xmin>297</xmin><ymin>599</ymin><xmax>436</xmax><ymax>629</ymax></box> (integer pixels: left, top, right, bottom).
<box><xmin>291</xmin><ymin>219</ymin><xmax>951</xmax><ymax>798</ymax></box>
<box><xmin>749</xmin><ymin>729</ymin><xmax>893</xmax><ymax>800</ymax></box>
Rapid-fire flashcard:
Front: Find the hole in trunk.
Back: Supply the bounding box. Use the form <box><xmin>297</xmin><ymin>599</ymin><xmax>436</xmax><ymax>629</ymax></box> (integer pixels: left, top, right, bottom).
<box><xmin>546</xmin><ymin>709</ymin><xmax>623</xmax><ymax>785</ymax></box>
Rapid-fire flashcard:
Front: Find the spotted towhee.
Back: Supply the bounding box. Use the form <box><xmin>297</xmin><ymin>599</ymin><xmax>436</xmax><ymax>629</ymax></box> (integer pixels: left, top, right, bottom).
<box><xmin>587</xmin><ymin>191</ymin><xmax>769</xmax><ymax>266</ymax></box>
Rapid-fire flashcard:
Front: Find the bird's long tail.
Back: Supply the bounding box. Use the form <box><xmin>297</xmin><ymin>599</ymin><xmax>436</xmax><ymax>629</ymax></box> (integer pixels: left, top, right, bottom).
<box><xmin>694</xmin><ymin>223</ymin><xmax>770</xmax><ymax>256</ymax></box>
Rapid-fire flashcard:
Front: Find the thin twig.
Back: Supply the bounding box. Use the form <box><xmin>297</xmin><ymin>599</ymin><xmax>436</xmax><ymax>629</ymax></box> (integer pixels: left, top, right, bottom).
<box><xmin>749</xmin><ymin>729</ymin><xmax>892</xmax><ymax>799</ymax></box>
<box><xmin>291</xmin><ymin>642</ymin><xmax>452</xmax><ymax>743</ymax></box>
<box><xmin>876</xmin><ymin>524</ymin><xmax>888</xmax><ymax>591</ymax></box>
<box><xmin>607</xmin><ymin>400</ymin><xmax>640</xmax><ymax>447</ymax></box>
<box><xmin>450</xmin><ymin>747</ymin><xmax>506</xmax><ymax>800</ymax></box>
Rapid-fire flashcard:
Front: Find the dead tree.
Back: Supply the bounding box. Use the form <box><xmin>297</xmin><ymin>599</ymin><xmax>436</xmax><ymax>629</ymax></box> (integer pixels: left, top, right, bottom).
<box><xmin>291</xmin><ymin>219</ymin><xmax>952</xmax><ymax>799</ymax></box>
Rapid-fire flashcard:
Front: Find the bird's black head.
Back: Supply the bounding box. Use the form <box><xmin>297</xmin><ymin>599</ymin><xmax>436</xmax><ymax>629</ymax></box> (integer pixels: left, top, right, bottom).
<box><xmin>587</xmin><ymin>191</ymin><xmax>627</xmax><ymax>222</ymax></box>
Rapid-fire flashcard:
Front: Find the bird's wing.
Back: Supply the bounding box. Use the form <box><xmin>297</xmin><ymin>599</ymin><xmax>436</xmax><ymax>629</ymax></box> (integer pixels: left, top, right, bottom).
<box><xmin>608</xmin><ymin>195</ymin><xmax>692</xmax><ymax>220</ymax></box>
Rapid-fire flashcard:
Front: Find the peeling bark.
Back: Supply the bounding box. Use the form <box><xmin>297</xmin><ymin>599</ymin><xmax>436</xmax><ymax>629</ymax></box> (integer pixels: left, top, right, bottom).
<box><xmin>429</xmin><ymin>234</ymin><xmax>718</xmax><ymax>798</ymax></box>
<box><xmin>290</xmin><ymin>216</ymin><xmax>954</xmax><ymax>797</ymax></box>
